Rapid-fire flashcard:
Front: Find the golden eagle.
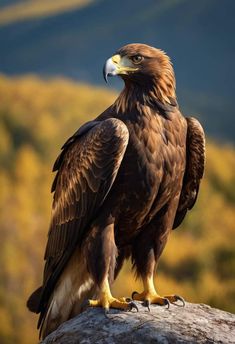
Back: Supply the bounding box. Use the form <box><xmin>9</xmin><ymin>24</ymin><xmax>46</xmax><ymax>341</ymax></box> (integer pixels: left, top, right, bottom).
<box><xmin>27</xmin><ymin>43</ymin><xmax>205</xmax><ymax>339</ymax></box>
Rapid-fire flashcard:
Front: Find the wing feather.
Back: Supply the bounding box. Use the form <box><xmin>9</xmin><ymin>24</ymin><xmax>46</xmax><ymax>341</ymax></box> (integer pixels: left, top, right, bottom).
<box><xmin>173</xmin><ymin>116</ymin><xmax>205</xmax><ymax>229</ymax></box>
<box><xmin>38</xmin><ymin>118</ymin><xmax>129</xmax><ymax>319</ymax></box>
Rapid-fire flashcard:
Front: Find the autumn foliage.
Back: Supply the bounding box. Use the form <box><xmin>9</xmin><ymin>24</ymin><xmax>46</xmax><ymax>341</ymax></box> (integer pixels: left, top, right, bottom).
<box><xmin>0</xmin><ymin>75</ymin><xmax>234</xmax><ymax>344</ymax></box>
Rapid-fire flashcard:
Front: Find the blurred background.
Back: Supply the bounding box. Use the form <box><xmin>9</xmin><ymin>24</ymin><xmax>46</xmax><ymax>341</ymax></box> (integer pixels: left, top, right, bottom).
<box><xmin>0</xmin><ymin>0</ymin><xmax>234</xmax><ymax>343</ymax></box>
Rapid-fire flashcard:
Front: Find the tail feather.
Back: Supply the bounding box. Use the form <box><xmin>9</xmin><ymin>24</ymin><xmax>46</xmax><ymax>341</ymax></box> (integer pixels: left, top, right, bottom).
<box><xmin>27</xmin><ymin>286</ymin><xmax>42</xmax><ymax>313</ymax></box>
<box><xmin>39</xmin><ymin>251</ymin><xmax>95</xmax><ymax>340</ymax></box>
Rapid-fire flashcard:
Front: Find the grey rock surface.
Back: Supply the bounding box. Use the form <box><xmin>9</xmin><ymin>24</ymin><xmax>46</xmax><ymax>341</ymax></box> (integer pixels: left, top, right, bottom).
<box><xmin>42</xmin><ymin>302</ymin><xmax>235</xmax><ymax>344</ymax></box>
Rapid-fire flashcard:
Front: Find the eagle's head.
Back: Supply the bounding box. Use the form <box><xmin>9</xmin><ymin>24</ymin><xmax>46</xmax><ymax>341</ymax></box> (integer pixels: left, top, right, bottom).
<box><xmin>103</xmin><ymin>43</ymin><xmax>176</xmax><ymax>105</ymax></box>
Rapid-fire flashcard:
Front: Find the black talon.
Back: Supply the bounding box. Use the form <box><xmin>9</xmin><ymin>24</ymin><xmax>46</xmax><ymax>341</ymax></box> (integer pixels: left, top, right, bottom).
<box><xmin>163</xmin><ymin>298</ymin><xmax>170</xmax><ymax>309</ymax></box>
<box><xmin>81</xmin><ymin>299</ymin><xmax>90</xmax><ymax>311</ymax></box>
<box><xmin>128</xmin><ymin>301</ymin><xmax>139</xmax><ymax>312</ymax></box>
<box><xmin>131</xmin><ymin>291</ymin><xmax>139</xmax><ymax>299</ymax></box>
<box><xmin>143</xmin><ymin>299</ymin><xmax>150</xmax><ymax>312</ymax></box>
<box><xmin>174</xmin><ymin>295</ymin><xmax>185</xmax><ymax>307</ymax></box>
<box><xmin>104</xmin><ymin>308</ymin><xmax>110</xmax><ymax>318</ymax></box>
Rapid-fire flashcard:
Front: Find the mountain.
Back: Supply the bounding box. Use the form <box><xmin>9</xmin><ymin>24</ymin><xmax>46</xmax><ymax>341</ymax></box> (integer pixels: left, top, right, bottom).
<box><xmin>0</xmin><ymin>0</ymin><xmax>234</xmax><ymax>142</ymax></box>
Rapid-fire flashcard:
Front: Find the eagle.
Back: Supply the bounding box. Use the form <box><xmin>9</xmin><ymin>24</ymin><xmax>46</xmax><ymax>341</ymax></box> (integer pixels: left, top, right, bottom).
<box><xmin>27</xmin><ymin>43</ymin><xmax>205</xmax><ymax>339</ymax></box>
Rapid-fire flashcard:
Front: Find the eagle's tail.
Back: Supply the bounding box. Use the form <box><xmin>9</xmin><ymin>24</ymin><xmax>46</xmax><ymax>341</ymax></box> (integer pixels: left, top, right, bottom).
<box><xmin>27</xmin><ymin>286</ymin><xmax>42</xmax><ymax>313</ymax></box>
<box><xmin>38</xmin><ymin>251</ymin><xmax>96</xmax><ymax>340</ymax></box>
<box><xmin>40</xmin><ymin>280</ymin><xmax>96</xmax><ymax>339</ymax></box>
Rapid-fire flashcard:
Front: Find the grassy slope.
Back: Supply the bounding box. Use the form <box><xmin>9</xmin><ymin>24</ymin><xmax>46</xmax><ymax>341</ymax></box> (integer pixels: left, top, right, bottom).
<box><xmin>0</xmin><ymin>75</ymin><xmax>234</xmax><ymax>344</ymax></box>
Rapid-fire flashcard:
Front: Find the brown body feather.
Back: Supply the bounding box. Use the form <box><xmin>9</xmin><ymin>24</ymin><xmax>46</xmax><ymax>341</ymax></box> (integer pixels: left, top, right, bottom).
<box><xmin>27</xmin><ymin>43</ymin><xmax>205</xmax><ymax>339</ymax></box>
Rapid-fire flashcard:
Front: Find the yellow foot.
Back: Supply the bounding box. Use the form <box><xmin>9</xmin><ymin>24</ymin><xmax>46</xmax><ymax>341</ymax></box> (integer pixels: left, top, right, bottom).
<box><xmin>87</xmin><ymin>296</ymin><xmax>138</xmax><ymax>313</ymax></box>
<box><xmin>132</xmin><ymin>291</ymin><xmax>185</xmax><ymax>310</ymax></box>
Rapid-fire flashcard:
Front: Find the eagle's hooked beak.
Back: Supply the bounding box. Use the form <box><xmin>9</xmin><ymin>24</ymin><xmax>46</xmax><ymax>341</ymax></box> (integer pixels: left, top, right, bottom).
<box><xmin>103</xmin><ymin>55</ymin><xmax>120</xmax><ymax>83</ymax></box>
<box><xmin>103</xmin><ymin>54</ymin><xmax>138</xmax><ymax>83</ymax></box>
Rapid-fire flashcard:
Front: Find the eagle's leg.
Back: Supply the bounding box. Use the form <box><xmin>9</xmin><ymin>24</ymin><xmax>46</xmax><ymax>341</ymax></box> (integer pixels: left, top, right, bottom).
<box><xmin>84</xmin><ymin>221</ymin><xmax>138</xmax><ymax>313</ymax></box>
<box><xmin>131</xmin><ymin>219</ymin><xmax>185</xmax><ymax>309</ymax></box>
<box><xmin>132</xmin><ymin>247</ymin><xmax>172</xmax><ymax>308</ymax></box>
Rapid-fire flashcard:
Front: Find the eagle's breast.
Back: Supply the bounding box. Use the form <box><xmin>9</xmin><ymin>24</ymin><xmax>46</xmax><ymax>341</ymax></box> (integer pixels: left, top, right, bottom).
<box><xmin>112</xmin><ymin>107</ymin><xmax>187</xmax><ymax>242</ymax></box>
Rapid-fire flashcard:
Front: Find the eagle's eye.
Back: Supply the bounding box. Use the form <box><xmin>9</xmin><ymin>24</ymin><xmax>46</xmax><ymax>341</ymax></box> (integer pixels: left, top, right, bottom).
<box><xmin>131</xmin><ymin>55</ymin><xmax>143</xmax><ymax>64</ymax></box>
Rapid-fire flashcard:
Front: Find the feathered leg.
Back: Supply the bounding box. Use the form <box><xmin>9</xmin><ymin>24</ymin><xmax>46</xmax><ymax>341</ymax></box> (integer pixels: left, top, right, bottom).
<box><xmin>84</xmin><ymin>220</ymin><xmax>138</xmax><ymax>313</ymax></box>
<box><xmin>131</xmin><ymin>207</ymin><xmax>185</xmax><ymax>309</ymax></box>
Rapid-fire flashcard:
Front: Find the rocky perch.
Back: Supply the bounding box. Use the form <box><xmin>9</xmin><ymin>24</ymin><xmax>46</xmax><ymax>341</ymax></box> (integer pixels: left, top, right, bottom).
<box><xmin>42</xmin><ymin>302</ymin><xmax>235</xmax><ymax>344</ymax></box>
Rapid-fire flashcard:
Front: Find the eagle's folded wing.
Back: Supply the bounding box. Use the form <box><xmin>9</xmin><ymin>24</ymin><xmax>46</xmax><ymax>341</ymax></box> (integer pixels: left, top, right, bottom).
<box><xmin>173</xmin><ymin>117</ymin><xmax>205</xmax><ymax>229</ymax></box>
<box><xmin>38</xmin><ymin>118</ymin><xmax>129</xmax><ymax>319</ymax></box>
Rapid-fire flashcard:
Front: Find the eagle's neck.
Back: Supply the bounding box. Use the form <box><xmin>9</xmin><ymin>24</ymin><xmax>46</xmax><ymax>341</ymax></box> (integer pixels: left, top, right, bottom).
<box><xmin>114</xmin><ymin>77</ymin><xmax>176</xmax><ymax>115</ymax></box>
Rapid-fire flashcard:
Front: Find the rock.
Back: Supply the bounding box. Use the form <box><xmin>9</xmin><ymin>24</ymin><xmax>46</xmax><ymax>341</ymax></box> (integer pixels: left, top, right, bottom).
<box><xmin>41</xmin><ymin>302</ymin><xmax>235</xmax><ymax>344</ymax></box>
